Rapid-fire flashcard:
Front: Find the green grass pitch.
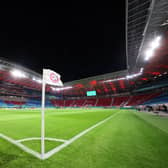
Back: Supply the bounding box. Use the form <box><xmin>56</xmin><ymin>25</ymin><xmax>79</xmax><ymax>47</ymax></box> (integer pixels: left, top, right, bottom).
<box><xmin>0</xmin><ymin>108</ymin><xmax>168</xmax><ymax>168</ymax></box>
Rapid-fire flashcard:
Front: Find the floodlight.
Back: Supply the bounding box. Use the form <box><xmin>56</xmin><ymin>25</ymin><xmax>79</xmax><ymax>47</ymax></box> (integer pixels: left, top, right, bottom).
<box><xmin>126</xmin><ymin>75</ymin><xmax>133</xmax><ymax>79</ymax></box>
<box><xmin>11</xmin><ymin>69</ymin><xmax>27</xmax><ymax>78</ymax></box>
<box><xmin>51</xmin><ymin>87</ymin><xmax>57</xmax><ymax>91</ymax></box>
<box><xmin>150</xmin><ymin>36</ymin><xmax>161</xmax><ymax>49</ymax></box>
<box><xmin>36</xmin><ymin>79</ymin><xmax>42</xmax><ymax>83</ymax></box>
<box><xmin>103</xmin><ymin>68</ymin><xmax>143</xmax><ymax>83</ymax></box>
<box><xmin>55</xmin><ymin>86</ymin><xmax>72</xmax><ymax>91</ymax></box>
<box><xmin>150</xmin><ymin>41</ymin><xmax>159</xmax><ymax>49</ymax></box>
<box><xmin>144</xmin><ymin>36</ymin><xmax>162</xmax><ymax>61</ymax></box>
<box><xmin>32</xmin><ymin>77</ymin><xmax>42</xmax><ymax>83</ymax></box>
<box><xmin>126</xmin><ymin>71</ymin><xmax>142</xmax><ymax>80</ymax></box>
<box><xmin>140</xmin><ymin>68</ymin><xmax>144</xmax><ymax>73</ymax></box>
<box><xmin>144</xmin><ymin>49</ymin><xmax>154</xmax><ymax>61</ymax></box>
<box><xmin>126</xmin><ymin>74</ymin><xmax>136</xmax><ymax>79</ymax></box>
<box><xmin>155</xmin><ymin>36</ymin><xmax>161</xmax><ymax>42</ymax></box>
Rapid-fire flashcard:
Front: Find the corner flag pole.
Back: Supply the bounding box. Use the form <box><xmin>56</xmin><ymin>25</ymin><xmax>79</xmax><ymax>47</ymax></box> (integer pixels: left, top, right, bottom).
<box><xmin>41</xmin><ymin>69</ymin><xmax>63</xmax><ymax>159</ymax></box>
<box><xmin>41</xmin><ymin>69</ymin><xmax>46</xmax><ymax>159</ymax></box>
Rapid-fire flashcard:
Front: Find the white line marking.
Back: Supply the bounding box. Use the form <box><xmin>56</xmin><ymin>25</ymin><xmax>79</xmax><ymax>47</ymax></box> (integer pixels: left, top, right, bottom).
<box><xmin>0</xmin><ymin>133</ymin><xmax>41</xmax><ymax>159</ymax></box>
<box><xmin>0</xmin><ymin>112</ymin><xmax>119</xmax><ymax>160</ymax></box>
<box><xmin>16</xmin><ymin>137</ymin><xmax>68</xmax><ymax>143</ymax></box>
<box><xmin>45</xmin><ymin>137</ymin><xmax>68</xmax><ymax>142</ymax></box>
<box><xmin>44</xmin><ymin>112</ymin><xmax>119</xmax><ymax>160</ymax></box>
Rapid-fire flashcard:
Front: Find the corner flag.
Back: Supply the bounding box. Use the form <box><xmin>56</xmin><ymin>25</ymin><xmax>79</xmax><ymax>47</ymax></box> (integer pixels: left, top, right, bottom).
<box><xmin>43</xmin><ymin>69</ymin><xmax>63</xmax><ymax>86</ymax></box>
<box><xmin>41</xmin><ymin>69</ymin><xmax>63</xmax><ymax>159</ymax></box>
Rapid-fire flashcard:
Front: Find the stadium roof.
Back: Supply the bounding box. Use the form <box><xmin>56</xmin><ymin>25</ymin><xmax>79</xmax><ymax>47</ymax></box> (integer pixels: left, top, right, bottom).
<box><xmin>0</xmin><ymin>57</ymin><xmax>41</xmax><ymax>78</ymax></box>
<box><xmin>136</xmin><ymin>0</ymin><xmax>168</xmax><ymax>66</ymax></box>
<box><xmin>126</xmin><ymin>0</ymin><xmax>152</xmax><ymax>71</ymax></box>
<box><xmin>126</xmin><ymin>0</ymin><xmax>168</xmax><ymax>72</ymax></box>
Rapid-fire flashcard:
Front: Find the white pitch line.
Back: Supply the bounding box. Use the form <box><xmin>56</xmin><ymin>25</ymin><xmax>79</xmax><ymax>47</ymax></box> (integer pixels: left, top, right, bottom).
<box><xmin>45</xmin><ymin>137</ymin><xmax>68</xmax><ymax>143</ymax></box>
<box><xmin>0</xmin><ymin>133</ymin><xmax>41</xmax><ymax>159</ymax></box>
<box><xmin>44</xmin><ymin>112</ymin><xmax>119</xmax><ymax>160</ymax></box>
<box><xmin>16</xmin><ymin>137</ymin><xmax>68</xmax><ymax>143</ymax></box>
<box><xmin>0</xmin><ymin>112</ymin><xmax>119</xmax><ymax>160</ymax></box>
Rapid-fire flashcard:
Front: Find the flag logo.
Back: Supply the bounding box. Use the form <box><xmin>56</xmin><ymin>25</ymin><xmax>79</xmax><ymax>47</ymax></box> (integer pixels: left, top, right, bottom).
<box><xmin>50</xmin><ymin>72</ymin><xmax>59</xmax><ymax>83</ymax></box>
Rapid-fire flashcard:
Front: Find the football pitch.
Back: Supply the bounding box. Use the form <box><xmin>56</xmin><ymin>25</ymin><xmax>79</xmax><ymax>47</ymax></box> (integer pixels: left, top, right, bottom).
<box><xmin>0</xmin><ymin>108</ymin><xmax>168</xmax><ymax>168</ymax></box>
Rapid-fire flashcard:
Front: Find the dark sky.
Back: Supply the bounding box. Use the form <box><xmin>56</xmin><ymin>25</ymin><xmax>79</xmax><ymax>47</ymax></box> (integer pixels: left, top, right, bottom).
<box><xmin>0</xmin><ymin>3</ymin><xmax>126</xmax><ymax>82</ymax></box>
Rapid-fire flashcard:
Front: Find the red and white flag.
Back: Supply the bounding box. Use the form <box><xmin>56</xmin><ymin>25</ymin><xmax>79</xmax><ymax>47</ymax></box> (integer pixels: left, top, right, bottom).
<box><xmin>43</xmin><ymin>69</ymin><xmax>63</xmax><ymax>86</ymax></box>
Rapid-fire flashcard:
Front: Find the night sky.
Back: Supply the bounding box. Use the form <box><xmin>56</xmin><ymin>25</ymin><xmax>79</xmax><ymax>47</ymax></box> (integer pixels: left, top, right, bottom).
<box><xmin>0</xmin><ymin>3</ymin><xmax>126</xmax><ymax>82</ymax></box>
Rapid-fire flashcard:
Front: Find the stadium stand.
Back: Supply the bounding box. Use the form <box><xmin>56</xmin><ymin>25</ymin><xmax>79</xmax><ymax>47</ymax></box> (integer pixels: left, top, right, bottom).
<box><xmin>126</xmin><ymin>92</ymin><xmax>162</xmax><ymax>106</ymax></box>
<box><xmin>73</xmin><ymin>99</ymin><xmax>85</xmax><ymax>107</ymax></box>
<box><xmin>112</xmin><ymin>96</ymin><xmax>129</xmax><ymax>106</ymax></box>
<box><xmin>96</xmin><ymin>98</ymin><xmax>112</xmax><ymax>107</ymax></box>
<box><xmin>143</xmin><ymin>92</ymin><xmax>168</xmax><ymax>105</ymax></box>
<box><xmin>49</xmin><ymin>91</ymin><xmax>162</xmax><ymax>108</ymax></box>
<box><xmin>83</xmin><ymin>98</ymin><xmax>96</xmax><ymax>107</ymax></box>
<box><xmin>51</xmin><ymin>100</ymin><xmax>64</xmax><ymax>107</ymax></box>
<box><xmin>0</xmin><ymin>96</ymin><xmax>53</xmax><ymax>108</ymax></box>
<box><xmin>64</xmin><ymin>100</ymin><xmax>74</xmax><ymax>107</ymax></box>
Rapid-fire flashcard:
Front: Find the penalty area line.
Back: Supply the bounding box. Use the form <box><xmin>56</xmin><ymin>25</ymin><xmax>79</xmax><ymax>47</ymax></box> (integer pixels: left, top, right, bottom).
<box><xmin>44</xmin><ymin>112</ymin><xmax>119</xmax><ymax>160</ymax></box>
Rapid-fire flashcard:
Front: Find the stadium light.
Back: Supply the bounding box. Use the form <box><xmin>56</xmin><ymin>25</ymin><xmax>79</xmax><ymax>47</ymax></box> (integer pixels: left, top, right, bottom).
<box><xmin>144</xmin><ymin>49</ymin><xmax>154</xmax><ymax>61</ymax></box>
<box><xmin>103</xmin><ymin>77</ymin><xmax>125</xmax><ymax>83</ymax></box>
<box><xmin>51</xmin><ymin>86</ymin><xmax>73</xmax><ymax>92</ymax></box>
<box><xmin>36</xmin><ymin>79</ymin><xmax>42</xmax><ymax>83</ymax></box>
<box><xmin>54</xmin><ymin>86</ymin><xmax>72</xmax><ymax>91</ymax></box>
<box><xmin>11</xmin><ymin>69</ymin><xmax>27</xmax><ymax>78</ymax></box>
<box><xmin>103</xmin><ymin>67</ymin><xmax>144</xmax><ymax>83</ymax></box>
<box><xmin>140</xmin><ymin>67</ymin><xmax>144</xmax><ymax>73</ymax></box>
<box><xmin>144</xmin><ymin>36</ymin><xmax>161</xmax><ymax>61</ymax></box>
<box><xmin>51</xmin><ymin>87</ymin><xmax>57</xmax><ymax>91</ymax></box>
<box><xmin>32</xmin><ymin>77</ymin><xmax>42</xmax><ymax>83</ymax></box>
<box><xmin>150</xmin><ymin>36</ymin><xmax>161</xmax><ymax>49</ymax></box>
<box><xmin>126</xmin><ymin>74</ymin><xmax>137</xmax><ymax>79</ymax></box>
<box><xmin>126</xmin><ymin>68</ymin><xmax>143</xmax><ymax>80</ymax></box>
